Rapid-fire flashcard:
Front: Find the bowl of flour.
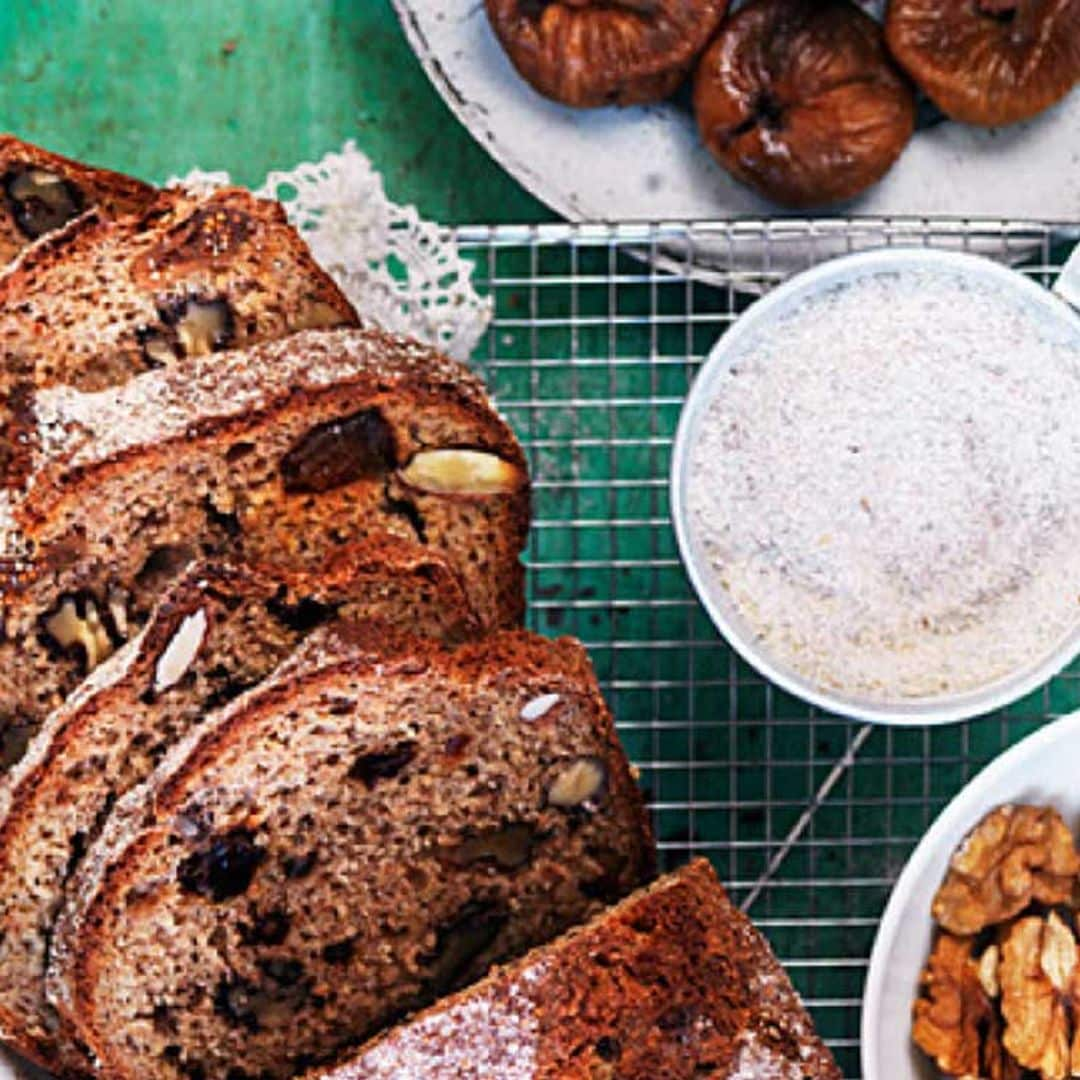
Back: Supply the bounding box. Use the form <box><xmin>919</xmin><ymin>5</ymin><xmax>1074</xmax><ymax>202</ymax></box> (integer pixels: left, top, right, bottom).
<box><xmin>672</xmin><ymin>247</ymin><xmax>1080</xmax><ymax>725</ymax></box>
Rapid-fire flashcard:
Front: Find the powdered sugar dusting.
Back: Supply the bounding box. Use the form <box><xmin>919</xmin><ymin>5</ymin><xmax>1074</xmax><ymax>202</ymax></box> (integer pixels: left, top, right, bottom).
<box><xmin>30</xmin><ymin>326</ymin><xmax>494</xmax><ymax>474</ymax></box>
<box><xmin>688</xmin><ymin>268</ymin><xmax>1080</xmax><ymax>701</ymax></box>
<box><xmin>0</xmin><ymin>490</ymin><xmax>29</xmax><ymax>566</ymax></box>
<box><xmin>0</xmin><ymin>491</ymin><xmax>14</xmax><ymax>551</ymax></box>
<box><xmin>728</xmin><ymin>1031</ymin><xmax>808</xmax><ymax>1079</ymax></box>
<box><xmin>338</xmin><ymin>962</ymin><xmax>545</xmax><ymax>1079</ymax></box>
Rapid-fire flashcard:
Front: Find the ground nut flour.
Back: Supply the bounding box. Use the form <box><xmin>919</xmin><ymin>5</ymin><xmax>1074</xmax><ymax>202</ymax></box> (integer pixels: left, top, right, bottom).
<box><xmin>687</xmin><ymin>268</ymin><xmax>1080</xmax><ymax>701</ymax></box>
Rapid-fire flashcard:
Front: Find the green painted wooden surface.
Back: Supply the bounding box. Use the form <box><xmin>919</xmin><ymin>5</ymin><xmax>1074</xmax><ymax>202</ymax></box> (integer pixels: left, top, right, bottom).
<box><xmin>0</xmin><ymin>0</ymin><xmax>551</xmax><ymax>225</ymax></box>
<box><xmin>6</xmin><ymin>11</ymin><xmax>1075</xmax><ymax>1075</ymax></box>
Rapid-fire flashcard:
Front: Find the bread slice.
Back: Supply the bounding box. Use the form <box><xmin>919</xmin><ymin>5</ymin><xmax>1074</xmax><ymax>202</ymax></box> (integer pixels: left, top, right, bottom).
<box><xmin>47</xmin><ymin>627</ymin><xmax>654</xmax><ymax>1080</ymax></box>
<box><xmin>0</xmin><ymin>326</ymin><xmax>529</xmax><ymax>771</ymax></box>
<box><xmin>0</xmin><ymin>541</ymin><xmax>478</xmax><ymax>1072</ymax></box>
<box><xmin>0</xmin><ymin>134</ymin><xmax>155</xmax><ymax>264</ymax></box>
<box><xmin>0</xmin><ymin>184</ymin><xmax>358</xmax><ymax>487</ymax></box>
<box><xmin>306</xmin><ymin>859</ymin><xmax>843</xmax><ymax>1080</ymax></box>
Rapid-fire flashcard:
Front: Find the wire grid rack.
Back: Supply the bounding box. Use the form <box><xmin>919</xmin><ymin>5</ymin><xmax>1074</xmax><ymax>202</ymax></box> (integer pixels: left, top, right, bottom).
<box><xmin>451</xmin><ymin>218</ymin><xmax>1080</xmax><ymax>1077</ymax></box>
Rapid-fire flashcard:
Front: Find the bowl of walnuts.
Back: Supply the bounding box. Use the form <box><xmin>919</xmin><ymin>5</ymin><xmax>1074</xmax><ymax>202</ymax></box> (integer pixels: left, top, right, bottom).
<box><xmin>863</xmin><ymin>710</ymin><xmax>1080</xmax><ymax>1080</ymax></box>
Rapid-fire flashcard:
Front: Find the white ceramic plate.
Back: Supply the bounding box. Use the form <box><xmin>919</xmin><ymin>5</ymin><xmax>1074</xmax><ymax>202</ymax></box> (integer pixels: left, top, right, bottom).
<box><xmin>862</xmin><ymin>709</ymin><xmax>1080</xmax><ymax>1078</ymax></box>
<box><xmin>393</xmin><ymin>0</ymin><xmax>1080</xmax><ymax>233</ymax></box>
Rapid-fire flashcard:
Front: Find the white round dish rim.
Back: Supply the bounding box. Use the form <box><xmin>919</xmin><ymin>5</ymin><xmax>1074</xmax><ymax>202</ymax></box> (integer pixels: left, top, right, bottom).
<box><xmin>669</xmin><ymin>246</ymin><xmax>1080</xmax><ymax>726</ymax></box>
<box><xmin>860</xmin><ymin>707</ymin><xmax>1080</xmax><ymax>1079</ymax></box>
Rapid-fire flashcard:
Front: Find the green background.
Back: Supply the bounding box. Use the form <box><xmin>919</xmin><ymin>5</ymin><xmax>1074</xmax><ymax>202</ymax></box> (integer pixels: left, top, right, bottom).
<box><xmin>4</xmin><ymin>6</ymin><xmax>1078</xmax><ymax>1076</ymax></box>
<box><xmin>0</xmin><ymin>0</ymin><xmax>548</xmax><ymax>224</ymax></box>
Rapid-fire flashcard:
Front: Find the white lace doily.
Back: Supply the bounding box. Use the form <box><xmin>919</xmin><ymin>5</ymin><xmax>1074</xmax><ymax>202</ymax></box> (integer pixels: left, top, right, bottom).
<box><xmin>171</xmin><ymin>142</ymin><xmax>491</xmax><ymax>362</ymax></box>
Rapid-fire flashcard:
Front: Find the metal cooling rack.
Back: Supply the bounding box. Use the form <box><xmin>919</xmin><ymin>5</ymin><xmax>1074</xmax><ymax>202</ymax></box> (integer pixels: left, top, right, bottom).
<box><xmin>451</xmin><ymin>219</ymin><xmax>1080</xmax><ymax>1078</ymax></box>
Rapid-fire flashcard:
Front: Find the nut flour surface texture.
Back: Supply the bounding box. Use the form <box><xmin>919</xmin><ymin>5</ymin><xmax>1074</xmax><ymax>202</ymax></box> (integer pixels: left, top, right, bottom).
<box><xmin>688</xmin><ymin>268</ymin><xmax>1080</xmax><ymax>701</ymax></box>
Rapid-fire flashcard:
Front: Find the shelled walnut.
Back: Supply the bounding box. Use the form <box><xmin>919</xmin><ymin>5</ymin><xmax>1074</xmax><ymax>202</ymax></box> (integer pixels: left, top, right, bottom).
<box><xmin>932</xmin><ymin>805</ymin><xmax>1080</xmax><ymax>936</ymax></box>
<box><xmin>912</xmin><ymin>932</ymin><xmax>998</xmax><ymax>1078</ymax></box>
<box><xmin>999</xmin><ymin>913</ymin><xmax>1080</xmax><ymax>1079</ymax></box>
<box><xmin>913</xmin><ymin>804</ymin><xmax>1080</xmax><ymax>1080</ymax></box>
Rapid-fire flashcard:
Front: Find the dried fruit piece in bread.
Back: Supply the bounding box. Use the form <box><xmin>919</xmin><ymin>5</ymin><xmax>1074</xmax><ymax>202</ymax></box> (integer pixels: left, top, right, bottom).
<box><xmin>0</xmin><ymin>134</ymin><xmax>155</xmax><ymax>264</ymax></box>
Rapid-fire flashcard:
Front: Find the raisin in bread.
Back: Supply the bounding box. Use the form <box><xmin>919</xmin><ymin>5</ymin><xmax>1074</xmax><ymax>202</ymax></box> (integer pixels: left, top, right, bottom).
<box><xmin>0</xmin><ymin>541</ymin><xmax>478</xmax><ymax>1073</ymax></box>
<box><xmin>0</xmin><ymin>326</ymin><xmax>529</xmax><ymax>771</ymax></box>
<box><xmin>47</xmin><ymin>627</ymin><xmax>654</xmax><ymax>1080</ymax></box>
<box><xmin>0</xmin><ymin>185</ymin><xmax>358</xmax><ymax>487</ymax></box>
<box><xmin>308</xmin><ymin>860</ymin><xmax>842</xmax><ymax>1080</ymax></box>
<box><xmin>0</xmin><ymin>134</ymin><xmax>155</xmax><ymax>264</ymax></box>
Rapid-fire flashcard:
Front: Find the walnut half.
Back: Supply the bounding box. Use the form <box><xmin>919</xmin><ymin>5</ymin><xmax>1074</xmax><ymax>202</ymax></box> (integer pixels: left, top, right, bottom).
<box><xmin>41</xmin><ymin>594</ymin><xmax>117</xmax><ymax>673</ymax></box>
<box><xmin>932</xmin><ymin>805</ymin><xmax>1080</xmax><ymax>936</ymax></box>
<box><xmin>912</xmin><ymin>932</ymin><xmax>995</xmax><ymax>1078</ymax></box>
<box><xmin>999</xmin><ymin>912</ymin><xmax>1080</xmax><ymax>1080</ymax></box>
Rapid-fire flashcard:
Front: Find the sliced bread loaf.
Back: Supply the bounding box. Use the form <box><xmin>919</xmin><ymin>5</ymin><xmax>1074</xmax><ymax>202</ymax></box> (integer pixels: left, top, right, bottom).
<box><xmin>47</xmin><ymin>627</ymin><xmax>654</xmax><ymax>1080</ymax></box>
<box><xmin>307</xmin><ymin>859</ymin><xmax>843</xmax><ymax>1080</ymax></box>
<box><xmin>0</xmin><ymin>185</ymin><xmax>358</xmax><ymax>486</ymax></box>
<box><xmin>0</xmin><ymin>541</ymin><xmax>478</xmax><ymax>1072</ymax></box>
<box><xmin>0</xmin><ymin>326</ymin><xmax>529</xmax><ymax>771</ymax></box>
<box><xmin>0</xmin><ymin>134</ymin><xmax>155</xmax><ymax>264</ymax></box>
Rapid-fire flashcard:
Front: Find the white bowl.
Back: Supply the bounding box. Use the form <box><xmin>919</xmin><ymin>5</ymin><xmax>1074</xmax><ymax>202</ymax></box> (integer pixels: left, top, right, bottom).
<box><xmin>669</xmin><ymin>246</ymin><xmax>1080</xmax><ymax>726</ymax></box>
<box><xmin>861</xmin><ymin>709</ymin><xmax>1080</xmax><ymax>1079</ymax></box>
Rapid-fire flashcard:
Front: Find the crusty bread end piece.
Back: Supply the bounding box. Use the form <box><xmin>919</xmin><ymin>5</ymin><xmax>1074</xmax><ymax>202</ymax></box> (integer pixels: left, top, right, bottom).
<box><xmin>310</xmin><ymin>859</ymin><xmax>843</xmax><ymax>1080</ymax></box>
<box><xmin>0</xmin><ymin>184</ymin><xmax>358</xmax><ymax>487</ymax></box>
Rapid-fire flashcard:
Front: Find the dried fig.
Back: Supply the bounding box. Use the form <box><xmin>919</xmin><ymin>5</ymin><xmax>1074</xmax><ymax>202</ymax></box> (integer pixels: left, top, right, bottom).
<box><xmin>885</xmin><ymin>0</ymin><xmax>1080</xmax><ymax>127</ymax></box>
<box><xmin>347</xmin><ymin>740</ymin><xmax>418</xmax><ymax>789</ymax></box>
<box><xmin>693</xmin><ymin>0</ymin><xmax>915</xmax><ymax>207</ymax></box>
<box><xmin>485</xmin><ymin>0</ymin><xmax>728</xmax><ymax>108</ymax></box>
<box><xmin>280</xmin><ymin>409</ymin><xmax>397</xmax><ymax>494</ymax></box>
<box><xmin>177</xmin><ymin>828</ymin><xmax>266</xmax><ymax>903</ymax></box>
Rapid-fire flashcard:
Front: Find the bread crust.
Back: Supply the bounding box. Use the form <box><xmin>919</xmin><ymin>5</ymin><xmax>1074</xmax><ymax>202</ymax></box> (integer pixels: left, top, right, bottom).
<box><xmin>48</xmin><ymin>628</ymin><xmax>654</xmax><ymax>1080</ymax></box>
<box><xmin>0</xmin><ymin>134</ymin><xmax>155</xmax><ymax>265</ymax></box>
<box><xmin>309</xmin><ymin>860</ymin><xmax>843</xmax><ymax>1080</ymax></box>
<box><xmin>0</xmin><ymin>327</ymin><xmax>529</xmax><ymax>777</ymax></box>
